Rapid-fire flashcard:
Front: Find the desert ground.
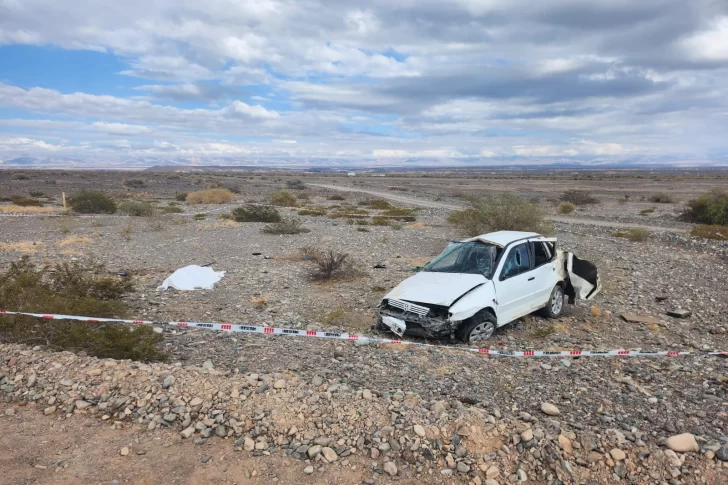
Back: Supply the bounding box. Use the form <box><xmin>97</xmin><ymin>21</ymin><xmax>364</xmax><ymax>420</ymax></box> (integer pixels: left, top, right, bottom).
<box><xmin>1</xmin><ymin>168</ymin><xmax>727</xmax><ymax>485</ymax></box>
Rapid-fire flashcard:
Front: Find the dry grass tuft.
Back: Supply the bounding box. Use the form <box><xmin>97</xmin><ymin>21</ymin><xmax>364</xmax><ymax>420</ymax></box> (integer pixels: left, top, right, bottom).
<box><xmin>689</xmin><ymin>225</ymin><xmax>728</xmax><ymax>241</ymax></box>
<box><xmin>250</xmin><ymin>296</ymin><xmax>268</xmax><ymax>310</ymax></box>
<box><xmin>0</xmin><ymin>241</ymin><xmax>46</xmax><ymax>253</ymax></box>
<box><xmin>591</xmin><ymin>306</ymin><xmax>602</xmax><ymax>318</ymax></box>
<box><xmin>613</xmin><ymin>227</ymin><xmax>649</xmax><ymax>242</ymax></box>
<box><xmin>56</xmin><ymin>236</ymin><xmax>92</xmax><ymax>247</ymax></box>
<box><xmin>0</xmin><ymin>205</ymin><xmax>56</xmax><ymax>214</ymax></box>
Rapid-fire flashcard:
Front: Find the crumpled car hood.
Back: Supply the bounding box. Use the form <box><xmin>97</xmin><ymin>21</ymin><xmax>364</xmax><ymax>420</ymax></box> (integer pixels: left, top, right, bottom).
<box><xmin>383</xmin><ymin>271</ymin><xmax>487</xmax><ymax>307</ymax></box>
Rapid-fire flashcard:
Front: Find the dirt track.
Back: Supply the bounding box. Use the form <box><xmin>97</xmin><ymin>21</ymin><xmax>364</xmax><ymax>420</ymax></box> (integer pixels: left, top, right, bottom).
<box><xmin>309</xmin><ymin>183</ymin><xmax>685</xmax><ymax>232</ymax></box>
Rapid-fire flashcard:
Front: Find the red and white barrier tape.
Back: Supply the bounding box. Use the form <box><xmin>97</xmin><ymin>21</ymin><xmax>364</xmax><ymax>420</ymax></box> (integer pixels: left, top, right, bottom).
<box><xmin>2</xmin><ymin>309</ymin><xmax>725</xmax><ymax>358</ymax></box>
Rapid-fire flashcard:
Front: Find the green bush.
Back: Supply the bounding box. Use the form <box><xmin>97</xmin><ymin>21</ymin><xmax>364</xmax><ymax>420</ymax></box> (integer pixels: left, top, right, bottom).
<box><xmin>371</xmin><ymin>216</ymin><xmax>391</xmax><ymax>226</ymax></box>
<box><xmin>448</xmin><ymin>194</ymin><xmax>553</xmax><ymax>236</ymax></box>
<box><xmin>269</xmin><ymin>190</ymin><xmax>298</xmax><ymax>207</ymax></box>
<box><xmin>68</xmin><ymin>190</ymin><xmax>117</xmax><ymax>214</ymax></box>
<box><xmin>193</xmin><ymin>213</ymin><xmax>206</xmax><ymax>220</ymax></box>
<box><xmin>29</xmin><ymin>191</ymin><xmax>45</xmax><ymax>198</ymax></box>
<box><xmin>262</xmin><ymin>218</ymin><xmax>310</xmax><ymax>234</ymax></box>
<box><xmin>0</xmin><ymin>257</ymin><xmax>166</xmax><ymax>361</ymax></box>
<box><xmin>367</xmin><ymin>199</ymin><xmax>394</xmax><ymax>210</ymax></box>
<box><xmin>118</xmin><ymin>200</ymin><xmax>156</xmax><ymax>217</ymax></box>
<box><xmin>327</xmin><ymin>195</ymin><xmax>345</xmax><ymax>201</ymax></box>
<box><xmin>559</xmin><ymin>190</ymin><xmax>599</xmax><ymax>205</ymax></box>
<box><xmin>298</xmin><ymin>208</ymin><xmax>327</xmax><ymax>216</ymax></box>
<box><xmin>286</xmin><ymin>179</ymin><xmax>306</xmax><ymax>190</ymax></box>
<box><xmin>123</xmin><ymin>179</ymin><xmax>145</xmax><ymax>188</ymax></box>
<box><xmin>558</xmin><ymin>202</ymin><xmax>575</xmax><ymax>214</ymax></box>
<box><xmin>10</xmin><ymin>195</ymin><xmax>44</xmax><ymax>207</ymax></box>
<box><xmin>160</xmin><ymin>205</ymin><xmax>184</xmax><ymax>214</ymax></box>
<box><xmin>175</xmin><ymin>192</ymin><xmax>188</xmax><ymax>202</ymax></box>
<box><xmin>613</xmin><ymin>228</ymin><xmax>650</xmax><ymax>242</ymax></box>
<box><xmin>681</xmin><ymin>189</ymin><xmax>728</xmax><ymax>226</ymax></box>
<box><xmin>231</xmin><ymin>205</ymin><xmax>282</xmax><ymax>223</ymax></box>
<box><xmin>648</xmin><ymin>192</ymin><xmax>676</xmax><ymax>203</ymax></box>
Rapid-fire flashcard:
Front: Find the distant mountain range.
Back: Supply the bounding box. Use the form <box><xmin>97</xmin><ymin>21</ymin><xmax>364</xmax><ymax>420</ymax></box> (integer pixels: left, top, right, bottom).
<box><xmin>1</xmin><ymin>155</ymin><xmax>726</xmax><ymax>171</ymax></box>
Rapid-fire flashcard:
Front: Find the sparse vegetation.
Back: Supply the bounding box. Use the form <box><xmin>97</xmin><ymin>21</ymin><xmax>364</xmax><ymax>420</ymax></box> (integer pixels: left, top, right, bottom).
<box><xmin>309</xmin><ymin>250</ymin><xmax>352</xmax><ymax>281</ymax></box>
<box><xmin>29</xmin><ymin>191</ymin><xmax>45</xmax><ymax>198</ymax></box>
<box><xmin>186</xmin><ymin>189</ymin><xmax>235</xmax><ymax>204</ymax></box>
<box><xmin>231</xmin><ymin>205</ymin><xmax>282</xmax><ymax>223</ymax></box>
<box><xmin>269</xmin><ymin>190</ymin><xmax>298</xmax><ymax>207</ymax></box>
<box><xmin>0</xmin><ymin>257</ymin><xmax>165</xmax><ymax>361</ymax></box>
<box><xmin>559</xmin><ymin>189</ymin><xmax>599</xmax><ymax>205</ymax></box>
<box><xmin>558</xmin><ymin>202</ymin><xmax>575</xmax><ymax>214</ymax></box>
<box><xmin>123</xmin><ymin>179</ymin><xmax>145</xmax><ymax>188</ymax></box>
<box><xmin>12</xmin><ymin>174</ymin><xmax>30</xmax><ymax>180</ymax></box>
<box><xmin>118</xmin><ymin>200</ymin><xmax>155</xmax><ymax>217</ymax></box>
<box><xmin>160</xmin><ymin>205</ymin><xmax>184</xmax><ymax>214</ymax></box>
<box><xmin>367</xmin><ymin>199</ymin><xmax>394</xmax><ymax>210</ymax></box>
<box><xmin>193</xmin><ymin>213</ymin><xmax>206</xmax><ymax>221</ymax></box>
<box><xmin>681</xmin><ymin>189</ymin><xmax>728</xmax><ymax>226</ymax></box>
<box><xmin>10</xmin><ymin>195</ymin><xmax>44</xmax><ymax>207</ymax></box>
<box><xmin>613</xmin><ymin>227</ymin><xmax>650</xmax><ymax>242</ymax></box>
<box><xmin>689</xmin><ymin>225</ymin><xmax>728</xmax><ymax>241</ymax></box>
<box><xmin>68</xmin><ymin>190</ymin><xmax>117</xmax><ymax>214</ymax></box>
<box><xmin>371</xmin><ymin>216</ymin><xmax>391</xmax><ymax>226</ymax></box>
<box><xmin>120</xmin><ymin>221</ymin><xmax>135</xmax><ymax>241</ymax></box>
<box><xmin>263</xmin><ymin>218</ymin><xmax>310</xmax><ymax>234</ymax></box>
<box><xmin>447</xmin><ymin>194</ymin><xmax>553</xmax><ymax>236</ymax></box>
<box><xmin>298</xmin><ymin>208</ymin><xmax>327</xmax><ymax>216</ymax></box>
<box><xmin>639</xmin><ymin>206</ymin><xmax>656</xmax><ymax>215</ymax></box>
<box><xmin>648</xmin><ymin>192</ymin><xmax>676</xmax><ymax>203</ymax></box>
<box><xmin>328</xmin><ymin>195</ymin><xmax>345</xmax><ymax>201</ymax></box>
<box><xmin>175</xmin><ymin>192</ymin><xmax>188</xmax><ymax>202</ymax></box>
<box><xmin>380</xmin><ymin>207</ymin><xmax>416</xmax><ymax>221</ymax></box>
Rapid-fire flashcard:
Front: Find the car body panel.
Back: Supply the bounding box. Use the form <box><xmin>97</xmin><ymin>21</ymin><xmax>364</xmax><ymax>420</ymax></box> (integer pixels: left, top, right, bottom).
<box><xmin>383</xmin><ymin>271</ymin><xmax>487</xmax><ymax>307</ymax></box>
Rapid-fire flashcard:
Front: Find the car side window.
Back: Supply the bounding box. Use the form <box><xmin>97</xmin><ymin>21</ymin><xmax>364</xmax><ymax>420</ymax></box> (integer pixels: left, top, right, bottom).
<box><xmin>501</xmin><ymin>243</ymin><xmax>531</xmax><ymax>279</ymax></box>
<box><xmin>532</xmin><ymin>241</ymin><xmax>553</xmax><ymax>268</ymax></box>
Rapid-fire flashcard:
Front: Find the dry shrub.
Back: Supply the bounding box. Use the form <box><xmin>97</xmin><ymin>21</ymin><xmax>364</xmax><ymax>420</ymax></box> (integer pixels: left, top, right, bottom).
<box><xmin>681</xmin><ymin>189</ymin><xmax>728</xmax><ymax>226</ymax></box>
<box><xmin>613</xmin><ymin>228</ymin><xmax>649</xmax><ymax>241</ymax></box>
<box><xmin>231</xmin><ymin>205</ymin><xmax>281</xmax><ymax>222</ymax></box>
<box><xmin>286</xmin><ymin>179</ymin><xmax>306</xmax><ymax>190</ymax></box>
<box><xmin>0</xmin><ymin>241</ymin><xmax>45</xmax><ymax>253</ymax></box>
<box><xmin>175</xmin><ymin>192</ymin><xmax>188</xmax><ymax>202</ymax></box>
<box><xmin>262</xmin><ymin>218</ymin><xmax>310</xmax><ymax>234</ymax></box>
<box><xmin>269</xmin><ymin>190</ymin><xmax>298</xmax><ymax>207</ymax></box>
<box><xmin>648</xmin><ymin>192</ymin><xmax>676</xmax><ymax>203</ymax></box>
<box><xmin>186</xmin><ymin>189</ymin><xmax>235</xmax><ymax>205</ymax></box>
<box><xmin>371</xmin><ymin>216</ymin><xmax>391</xmax><ymax>226</ymax></box>
<box><xmin>308</xmin><ymin>250</ymin><xmax>353</xmax><ymax>281</ymax></box>
<box><xmin>123</xmin><ymin>179</ymin><xmax>145</xmax><ymax>188</ymax></box>
<box><xmin>559</xmin><ymin>190</ymin><xmax>599</xmax><ymax>205</ymax></box>
<box><xmin>367</xmin><ymin>199</ymin><xmax>394</xmax><ymax>210</ymax></box>
<box><xmin>118</xmin><ymin>200</ymin><xmax>156</xmax><ymax>217</ymax></box>
<box><xmin>558</xmin><ymin>202</ymin><xmax>575</xmax><ymax>214</ymax></box>
<box><xmin>10</xmin><ymin>195</ymin><xmax>44</xmax><ymax>207</ymax></box>
<box><xmin>0</xmin><ymin>257</ymin><xmax>165</xmax><ymax>361</ymax></box>
<box><xmin>639</xmin><ymin>207</ymin><xmax>656</xmax><ymax>215</ymax></box>
<box><xmin>298</xmin><ymin>208</ymin><xmax>327</xmax><ymax>216</ymax></box>
<box><xmin>448</xmin><ymin>193</ymin><xmax>553</xmax><ymax>237</ymax></box>
<box><xmin>689</xmin><ymin>225</ymin><xmax>728</xmax><ymax>241</ymax></box>
<box><xmin>328</xmin><ymin>195</ymin><xmax>345</xmax><ymax>201</ymax></box>
<box><xmin>120</xmin><ymin>221</ymin><xmax>135</xmax><ymax>241</ymax></box>
<box><xmin>68</xmin><ymin>190</ymin><xmax>117</xmax><ymax>214</ymax></box>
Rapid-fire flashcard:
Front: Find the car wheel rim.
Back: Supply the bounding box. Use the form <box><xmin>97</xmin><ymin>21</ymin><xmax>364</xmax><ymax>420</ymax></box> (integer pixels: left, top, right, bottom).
<box><xmin>551</xmin><ymin>289</ymin><xmax>563</xmax><ymax>314</ymax></box>
<box><xmin>469</xmin><ymin>321</ymin><xmax>494</xmax><ymax>342</ymax></box>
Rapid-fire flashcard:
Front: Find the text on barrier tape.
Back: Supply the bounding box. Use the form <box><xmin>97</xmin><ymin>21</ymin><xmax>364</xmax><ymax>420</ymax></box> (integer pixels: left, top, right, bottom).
<box><xmin>0</xmin><ymin>309</ymin><xmax>726</xmax><ymax>358</ymax></box>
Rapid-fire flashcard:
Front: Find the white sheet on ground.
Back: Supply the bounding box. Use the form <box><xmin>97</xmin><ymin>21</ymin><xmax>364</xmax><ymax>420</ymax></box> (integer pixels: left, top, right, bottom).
<box><xmin>156</xmin><ymin>265</ymin><xmax>225</xmax><ymax>291</ymax></box>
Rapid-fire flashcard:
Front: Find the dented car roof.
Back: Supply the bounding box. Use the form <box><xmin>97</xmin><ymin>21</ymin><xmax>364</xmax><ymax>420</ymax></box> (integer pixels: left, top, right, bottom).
<box><xmin>463</xmin><ymin>230</ymin><xmax>544</xmax><ymax>247</ymax></box>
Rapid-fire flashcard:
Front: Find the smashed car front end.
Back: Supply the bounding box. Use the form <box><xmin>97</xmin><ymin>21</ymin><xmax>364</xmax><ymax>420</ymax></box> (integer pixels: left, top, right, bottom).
<box><xmin>377</xmin><ymin>298</ymin><xmax>452</xmax><ymax>338</ymax></box>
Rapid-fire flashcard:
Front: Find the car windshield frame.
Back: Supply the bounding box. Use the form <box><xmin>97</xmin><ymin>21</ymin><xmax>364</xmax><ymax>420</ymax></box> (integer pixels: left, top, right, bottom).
<box><xmin>422</xmin><ymin>241</ymin><xmax>502</xmax><ymax>278</ymax></box>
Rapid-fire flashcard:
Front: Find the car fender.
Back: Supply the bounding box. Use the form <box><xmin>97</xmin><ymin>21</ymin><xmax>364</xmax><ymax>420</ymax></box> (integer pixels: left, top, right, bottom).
<box><xmin>448</xmin><ymin>280</ymin><xmax>497</xmax><ymax>322</ymax></box>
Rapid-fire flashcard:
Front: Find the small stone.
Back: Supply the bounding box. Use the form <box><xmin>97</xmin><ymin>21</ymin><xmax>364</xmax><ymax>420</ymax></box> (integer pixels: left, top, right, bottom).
<box><xmin>243</xmin><ymin>437</ymin><xmax>255</xmax><ymax>451</ymax></box>
<box><xmin>4</xmin><ymin>408</ymin><xmax>15</xmax><ymax>416</ymax></box>
<box><xmin>457</xmin><ymin>462</ymin><xmax>470</xmax><ymax>473</ymax></box>
<box><xmin>59</xmin><ymin>377</ymin><xmax>74</xmax><ymax>387</ymax></box>
<box><xmin>665</xmin><ymin>433</ymin><xmax>699</xmax><ymax>453</ymax></box>
<box><xmin>43</xmin><ymin>406</ymin><xmax>56</xmax><ymax>415</ymax></box>
<box><xmin>558</xmin><ymin>434</ymin><xmax>573</xmax><ymax>454</ymax></box>
<box><xmin>433</xmin><ymin>400</ymin><xmax>447</xmax><ymax>415</ymax></box>
<box><xmin>75</xmin><ymin>400</ymin><xmax>92</xmax><ymax>410</ymax></box>
<box><xmin>517</xmin><ymin>468</ymin><xmax>527</xmax><ymax>482</ymax></box>
<box><xmin>715</xmin><ymin>445</ymin><xmax>728</xmax><ymax>461</ymax></box>
<box><xmin>274</xmin><ymin>379</ymin><xmax>287</xmax><ymax>389</ymax></box>
<box><xmin>304</xmin><ymin>465</ymin><xmax>314</xmax><ymax>474</ymax></box>
<box><xmin>202</xmin><ymin>360</ymin><xmax>214</xmax><ymax>370</ymax></box>
<box><xmin>383</xmin><ymin>461</ymin><xmax>398</xmax><ymax>476</ymax></box>
<box><xmin>521</xmin><ymin>429</ymin><xmax>534</xmax><ymax>442</ymax></box>
<box><xmin>180</xmin><ymin>427</ymin><xmax>195</xmax><ymax>439</ymax></box>
<box><xmin>413</xmin><ymin>424</ymin><xmax>426</xmax><ymax>437</ymax></box>
<box><xmin>485</xmin><ymin>466</ymin><xmax>500</xmax><ymax>479</ymax></box>
<box><xmin>162</xmin><ymin>375</ymin><xmax>175</xmax><ymax>389</ymax></box>
<box><xmin>307</xmin><ymin>445</ymin><xmax>322</xmax><ymax>458</ymax></box>
<box><xmin>541</xmin><ymin>402</ymin><xmax>560</xmax><ymax>416</ymax></box>
<box><xmin>120</xmin><ymin>447</ymin><xmax>130</xmax><ymax>456</ymax></box>
<box><xmin>610</xmin><ymin>448</ymin><xmax>626</xmax><ymax>461</ymax></box>
<box><xmin>200</xmin><ymin>456</ymin><xmax>211</xmax><ymax>464</ymax></box>
<box><xmin>311</xmin><ymin>376</ymin><xmax>323</xmax><ymax>386</ymax></box>
<box><xmin>193</xmin><ymin>438</ymin><xmax>206</xmax><ymax>445</ymax></box>
<box><xmin>664</xmin><ymin>449</ymin><xmax>682</xmax><ymax>467</ymax></box>
<box><xmin>485</xmin><ymin>480</ymin><xmax>500</xmax><ymax>485</ymax></box>
<box><xmin>215</xmin><ymin>425</ymin><xmax>227</xmax><ymax>437</ymax></box>
<box><xmin>321</xmin><ymin>447</ymin><xmax>338</xmax><ymax>462</ymax></box>
<box><xmin>27</xmin><ymin>374</ymin><xmax>36</xmax><ymax>387</ymax></box>
<box><xmin>189</xmin><ymin>397</ymin><xmax>203</xmax><ymax>407</ymax></box>
<box><xmin>362</xmin><ymin>389</ymin><xmax>373</xmax><ymax>400</ymax></box>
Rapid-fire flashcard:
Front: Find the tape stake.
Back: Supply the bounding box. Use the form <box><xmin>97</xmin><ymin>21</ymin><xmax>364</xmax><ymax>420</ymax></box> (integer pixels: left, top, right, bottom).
<box><xmin>0</xmin><ymin>309</ymin><xmax>724</xmax><ymax>358</ymax></box>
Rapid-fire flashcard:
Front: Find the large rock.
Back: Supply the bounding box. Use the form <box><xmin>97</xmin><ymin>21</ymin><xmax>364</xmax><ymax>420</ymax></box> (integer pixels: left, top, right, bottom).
<box><xmin>715</xmin><ymin>445</ymin><xmax>728</xmax><ymax>462</ymax></box>
<box><xmin>665</xmin><ymin>433</ymin><xmax>699</xmax><ymax>453</ymax></box>
<box><xmin>321</xmin><ymin>447</ymin><xmax>338</xmax><ymax>462</ymax></box>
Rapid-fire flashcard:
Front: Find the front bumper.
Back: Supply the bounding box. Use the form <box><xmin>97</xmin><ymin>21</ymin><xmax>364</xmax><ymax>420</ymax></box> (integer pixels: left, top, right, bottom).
<box><xmin>377</xmin><ymin>302</ymin><xmax>451</xmax><ymax>338</ymax></box>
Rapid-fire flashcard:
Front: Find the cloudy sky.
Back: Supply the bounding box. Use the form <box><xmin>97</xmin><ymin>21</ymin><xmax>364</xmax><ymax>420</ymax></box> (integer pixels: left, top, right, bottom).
<box><xmin>1</xmin><ymin>0</ymin><xmax>727</xmax><ymax>166</ymax></box>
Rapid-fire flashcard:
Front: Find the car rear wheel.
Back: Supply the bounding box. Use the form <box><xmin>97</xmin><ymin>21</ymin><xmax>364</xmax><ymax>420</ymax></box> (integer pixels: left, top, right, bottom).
<box><xmin>456</xmin><ymin>311</ymin><xmax>497</xmax><ymax>343</ymax></box>
<box><xmin>541</xmin><ymin>285</ymin><xmax>564</xmax><ymax>318</ymax></box>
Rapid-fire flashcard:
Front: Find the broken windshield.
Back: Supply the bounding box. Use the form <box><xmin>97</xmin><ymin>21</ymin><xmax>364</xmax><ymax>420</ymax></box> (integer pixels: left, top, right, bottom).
<box><xmin>423</xmin><ymin>241</ymin><xmax>502</xmax><ymax>277</ymax></box>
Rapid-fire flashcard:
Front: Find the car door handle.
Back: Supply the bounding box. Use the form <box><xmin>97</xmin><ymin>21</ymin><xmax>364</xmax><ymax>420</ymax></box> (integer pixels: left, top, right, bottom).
<box><xmin>528</xmin><ymin>277</ymin><xmax>535</xmax><ymax>281</ymax></box>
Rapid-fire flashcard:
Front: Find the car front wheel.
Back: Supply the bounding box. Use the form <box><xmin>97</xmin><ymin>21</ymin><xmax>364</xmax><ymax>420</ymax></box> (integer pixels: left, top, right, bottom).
<box><xmin>456</xmin><ymin>311</ymin><xmax>497</xmax><ymax>343</ymax></box>
<box><xmin>541</xmin><ymin>285</ymin><xmax>565</xmax><ymax>318</ymax></box>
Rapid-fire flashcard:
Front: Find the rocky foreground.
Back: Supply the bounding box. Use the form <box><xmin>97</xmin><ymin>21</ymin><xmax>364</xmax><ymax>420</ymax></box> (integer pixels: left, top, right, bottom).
<box><xmin>1</xmin><ymin>342</ymin><xmax>726</xmax><ymax>484</ymax></box>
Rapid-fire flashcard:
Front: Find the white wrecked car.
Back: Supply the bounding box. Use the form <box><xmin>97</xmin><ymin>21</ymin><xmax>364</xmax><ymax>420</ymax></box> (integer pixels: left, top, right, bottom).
<box><xmin>376</xmin><ymin>231</ymin><xmax>600</xmax><ymax>343</ymax></box>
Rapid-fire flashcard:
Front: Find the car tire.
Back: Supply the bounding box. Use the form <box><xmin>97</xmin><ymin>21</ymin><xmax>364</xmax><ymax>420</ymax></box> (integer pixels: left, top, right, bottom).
<box><xmin>541</xmin><ymin>284</ymin><xmax>565</xmax><ymax>318</ymax></box>
<box><xmin>456</xmin><ymin>311</ymin><xmax>497</xmax><ymax>343</ymax></box>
